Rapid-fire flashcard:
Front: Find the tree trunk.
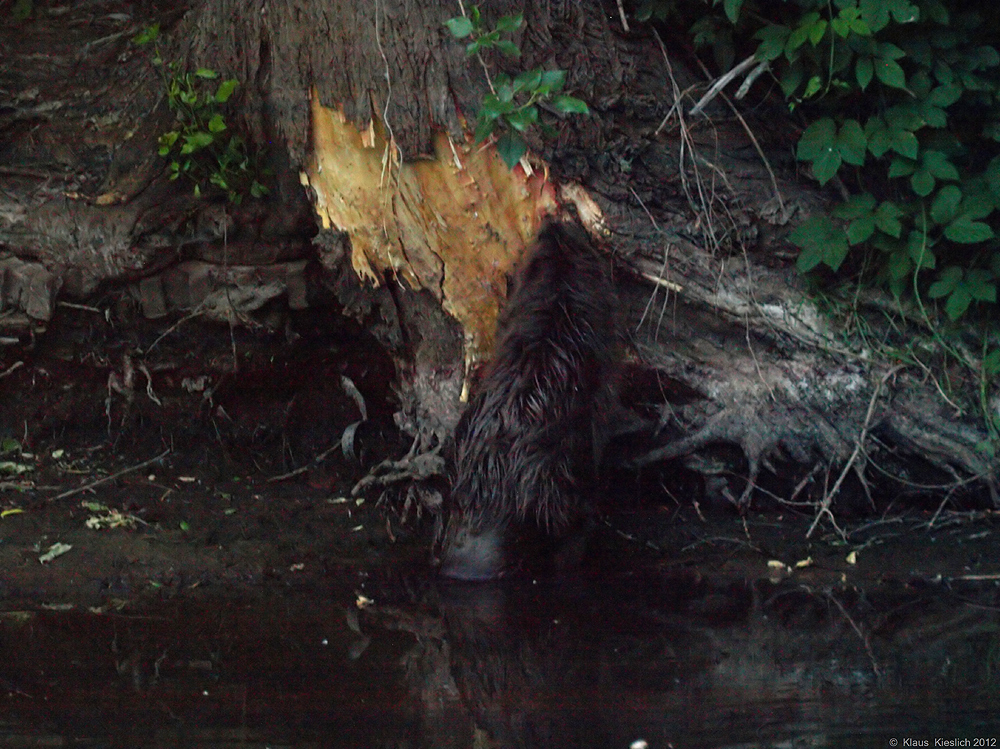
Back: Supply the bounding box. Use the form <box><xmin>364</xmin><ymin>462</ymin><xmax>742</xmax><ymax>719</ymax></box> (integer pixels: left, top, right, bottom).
<box><xmin>0</xmin><ymin>0</ymin><xmax>995</xmax><ymax>518</ymax></box>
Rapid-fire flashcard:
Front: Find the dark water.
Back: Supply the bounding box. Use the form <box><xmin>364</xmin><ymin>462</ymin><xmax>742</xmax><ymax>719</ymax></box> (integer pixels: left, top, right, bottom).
<box><xmin>2</xmin><ymin>565</ymin><xmax>999</xmax><ymax>748</ymax></box>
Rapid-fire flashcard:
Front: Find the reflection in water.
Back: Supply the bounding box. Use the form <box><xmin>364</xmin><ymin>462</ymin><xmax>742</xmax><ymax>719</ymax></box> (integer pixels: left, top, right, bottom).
<box><xmin>1</xmin><ymin>568</ymin><xmax>998</xmax><ymax>747</ymax></box>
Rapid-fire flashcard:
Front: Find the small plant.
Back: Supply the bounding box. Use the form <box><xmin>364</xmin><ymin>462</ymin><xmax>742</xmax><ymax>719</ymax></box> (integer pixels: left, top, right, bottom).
<box><xmin>133</xmin><ymin>25</ymin><xmax>269</xmax><ymax>203</ymax></box>
<box><xmin>444</xmin><ymin>7</ymin><xmax>589</xmax><ymax>168</ymax></box>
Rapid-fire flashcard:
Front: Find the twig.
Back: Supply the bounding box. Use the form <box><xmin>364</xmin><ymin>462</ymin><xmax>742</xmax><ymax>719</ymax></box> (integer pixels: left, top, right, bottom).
<box><xmin>48</xmin><ymin>449</ymin><xmax>171</xmax><ymax>502</ymax></box>
<box><xmin>689</xmin><ymin>54</ymin><xmax>759</xmax><ymax>116</ymax></box>
<box><xmin>807</xmin><ymin>365</ymin><xmax>903</xmax><ymax>538</ymax></box>
<box><xmin>268</xmin><ymin>444</ymin><xmax>340</xmax><ymax>483</ymax></box>
<box><xmin>615</xmin><ymin>0</ymin><xmax>630</xmax><ymax>32</ymax></box>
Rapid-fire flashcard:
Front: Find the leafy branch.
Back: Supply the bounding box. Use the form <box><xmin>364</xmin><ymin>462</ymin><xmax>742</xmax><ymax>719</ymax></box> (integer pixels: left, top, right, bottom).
<box><xmin>133</xmin><ymin>25</ymin><xmax>269</xmax><ymax>204</ymax></box>
<box><xmin>444</xmin><ymin>7</ymin><xmax>589</xmax><ymax>168</ymax></box>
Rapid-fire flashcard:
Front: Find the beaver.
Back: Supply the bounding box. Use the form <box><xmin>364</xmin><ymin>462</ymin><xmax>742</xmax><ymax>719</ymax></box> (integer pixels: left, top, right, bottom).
<box><xmin>440</xmin><ymin>220</ymin><xmax>619</xmax><ymax>580</ymax></box>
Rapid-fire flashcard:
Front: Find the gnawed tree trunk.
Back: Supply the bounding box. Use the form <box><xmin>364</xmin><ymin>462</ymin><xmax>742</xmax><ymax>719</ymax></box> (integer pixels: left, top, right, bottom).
<box><xmin>0</xmin><ymin>0</ymin><xmax>996</xmax><ymax>522</ymax></box>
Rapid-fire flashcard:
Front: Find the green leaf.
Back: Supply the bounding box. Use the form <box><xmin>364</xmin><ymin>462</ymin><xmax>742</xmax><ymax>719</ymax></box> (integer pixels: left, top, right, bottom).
<box><xmin>928</xmin><ymin>266</ymin><xmax>962</xmax><ymax>298</ymax></box>
<box><xmin>984</xmin><ymin>349</ymin><xmax>1000</xmax><ymax>377</ymax></box>
<box><xmin>495</xmin><ymin>40</ymin><xmax>520</xmax><ymax>58</ymax></box>
<box><xmin>837</xmin><ymin>119</ymin><xmax>867</xmax><ymax>166</ymax></box>
<box><xmin>864</xmin><ymin>116</ymin><xmax>891</xmax><ymax>157</ymax></box>
<box><xmin>808</xmin><ymin>19</ymin><xmax>828</xmax><ymax>46</ymax></box>
<box><xmin>132</xmin><ymin>24</ymin><xmax>160</xmax><ymax>46</ymax></box>
<box><xmin>945</xmin><ymin>215</ymin><xmax>995</xmax><ymax>243</ymax></box>
<box><xmin>215</xmin><ymin>79</ymin><xmax>239</xmax><ymax>103</ymax></box>
<box><xmin>888</xmin><ymin>157</ymin><xmax>915</xmax><ymax>178</ymax></box>
<box><xmin>966</xmin><ymin>270</ymin><xmax>997</xmax><ymax>302</ymax></box>
<box><xmin>890</xmin><ymin>129</ymin><xmax>918</xmax><ymax>159</ymax></box>
<box><xmin>551</xmin><ymin>95</ymin><xmax>589</xmax><ymax>114</ymax></box>
<box><xmin>930</xmin><ymin>185</ymin><xmax>962</xmax><ymax>225</ymax></box>
<box><xmin>513</xmin><ymin>68</ymin><xmax>543</xmax><ymax>94</ymax></box>
<box><xmin>195</xmin><ymin>68</ymin><xmax>219</xmax><ymax>79</ymax></box>
<box><xmin>923</xmin><ymin>150</ymin><xmax>958</xmax><ymax>181</ymax></box>
<box><xmin>877</xmin><ymin>42</ymin><xmax>906</xmax><ymax>60</ymax></box>
<box><xmin>207</xmin><ymin>114</ymin><xmax>227</xmax><ymax>133</ymax></box>
<box><xmin>790</xmin><ymin>215</ymin><xmax>850</xmax><ymax>272</ymax></box>
<box><xmin>787</xmin><ymin>13</ymin><xmax>821</xmax><ymax>53</ymax></box>
<box><xmin>856</xmin><ymin>57</ymin><xmax>874</xmax><ymax>90</ymax></box>
<box><xmin>833</xmin><ymin>192</ymin><xmax>876</xmax><ymax>219</ymax></box>
<box><xmin>504</xmin><ymin>106</ymin><xmax>538</xmax><ymax>132</ymax></box>
<box><xmin>911</xmin><ymin>168</ymin><xmax>935</xmax><ymax>197</ymax></box>
<box><xmin>847</xmin><ymin>214</ymin><xmax>875</xmax><ymax>244</ymax></box>
<box><xmin>445</xmin><ymin>16</ymin><xmax>474</xmax><ymax>39</ymax></box>
<box><xmin>478</xmin><ymin>93</ymin><xmax>511</xmax><ymax>121</ymax></box>
<box><xmin>496</xmin><ymin>131</ymin><xmax>527</xmax><ymax>169</ymax></box>
<box><xmin>907</xmin><ymin>230</ymin><xmax>935</xmax><ymax>269</ymax></box>
<box><xmin>887</xmin><ymin>249</ymin><xmax>912</xmax><ymax>280</ymax></box>
<box><xmin>945</xmin><ymin>286</ymin><xmax>972</xmax><ymax>320</ymax></box>
<box><xmin>495</xmin><ymin>13</ymin><xmax>523</xmax><ymax>33</ymax></box>
<box><xmin>875</xmin><ymin>201</ymin><xmax>904</xmax><ymax>237</ymax></box>
<box><xmin>797</xmin><ymin>118</ymin><xmax>836</xmax><ymax>161</ymax></box>
<box><xmin>473</xmin><ymin>116</ymin><xmax>496</xmax><ymax>144</ymax></box>
<box><xmin>875</xmin><ymin>58</ymin><xmax>907</xmax><ymax>89</ymax></box>
<box><xmin>755</xmin><ymin>25</ymin><xmax>790</xmax><ymax>62</ymax></box>
<box><xmin>158</xmin><ymin>130</ymin><xmax>179</xmax><ymax>154</ymax></box>
<box><xmin>723</xmin><ymin>0</ymin><xmax>744</xmax><ymax>24</ymax></box>
<box><xmin>927</xmin><ymin>83</ymin><xmax>962</xmax><ymax>107</ymax></box>
<box><xmin>180</xmin><ymin>131</ymin><xmax>214</xmax><ymax>154</ymax></box>
<box><xmin>860</xmin><ymin>0</ymin><xmax>889</xmax><ymax>32</ymax></box>
<box><xmin>888</xmin><ymin>0</ymin><xmax>918</xmax><ymax>24</ymax></box>
<box><xmin>802</xmin><ymin>75</ymin><xmax>822</xmax><ymax>100</ymax></box>
<box><xmin>538</xmin><ymin>69</ymin><xmax>567</xmax><ymax>94</ymax></box>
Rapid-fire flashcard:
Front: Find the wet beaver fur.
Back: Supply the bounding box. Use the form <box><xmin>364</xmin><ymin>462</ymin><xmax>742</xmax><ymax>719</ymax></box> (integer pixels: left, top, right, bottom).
<box><xmin>440</xmin><ymin>220</ymin><xmax>618</xmax><ymax>580</ymax></box>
